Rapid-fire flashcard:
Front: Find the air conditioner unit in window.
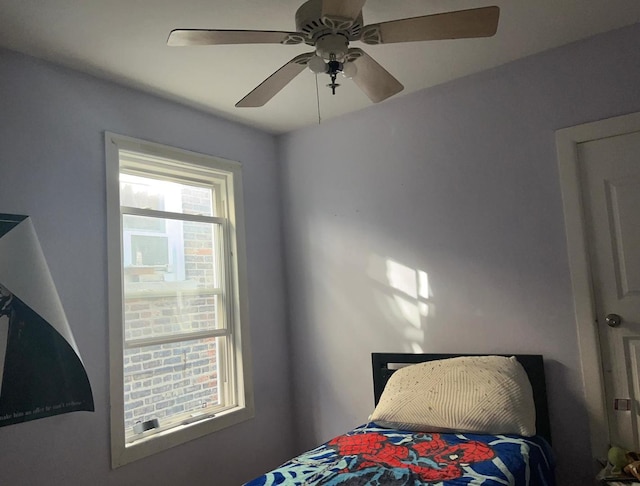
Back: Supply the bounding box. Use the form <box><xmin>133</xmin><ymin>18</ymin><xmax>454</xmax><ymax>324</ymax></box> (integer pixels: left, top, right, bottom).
<box><xmin>131</xmin><ymin>234</ymin><xmax>169</xmax><ymax>266</ymax></box>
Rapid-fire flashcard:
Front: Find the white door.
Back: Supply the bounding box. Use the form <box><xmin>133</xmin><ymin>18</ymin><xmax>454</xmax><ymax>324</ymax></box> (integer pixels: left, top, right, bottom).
<box><xmin>578</xmin><ymin>129</ymin><xmax>640</xmax><ymax>450</ymax></box>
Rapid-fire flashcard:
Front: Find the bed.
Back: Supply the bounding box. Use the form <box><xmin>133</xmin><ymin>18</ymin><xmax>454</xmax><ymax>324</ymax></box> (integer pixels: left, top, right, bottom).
<box><xmin>245</xmin><ymin>353</ymin><xmax>555</xmax><ymax>486</ymax></box>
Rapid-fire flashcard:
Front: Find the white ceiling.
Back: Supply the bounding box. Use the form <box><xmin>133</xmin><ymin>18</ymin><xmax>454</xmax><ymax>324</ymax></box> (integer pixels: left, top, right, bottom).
<box><xmin>1</xmin><ymin>0</ymin><xmax>639</xmax><ymax>134</ymax></box>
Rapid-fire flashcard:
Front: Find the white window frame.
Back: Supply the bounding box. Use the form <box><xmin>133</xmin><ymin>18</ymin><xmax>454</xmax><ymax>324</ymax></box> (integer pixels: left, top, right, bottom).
<box><xmin>106</xmin><ymin>133</ymin><xmax>254</xmax><ymax>468</ymax></box>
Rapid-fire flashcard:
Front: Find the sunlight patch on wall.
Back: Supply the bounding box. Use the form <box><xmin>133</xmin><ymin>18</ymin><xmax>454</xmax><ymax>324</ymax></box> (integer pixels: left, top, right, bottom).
<box><xmin>418</xmin><ymin>270</ymin><xmax>430</xmax><ymax>317</ymax></box>
<box><xmin>386</xmin><ymin>259</ymin><xmax>419</xmax><ymax>299</ymax></box>
<box><xmin>367</xmin><ymin>258</ymin><xmax>434</xmax><ymax>351</ymax></box>
<box><xmin>410</xmin><ymin>342</ymin><xmax>424</xmax><ymax>353</ymax></box>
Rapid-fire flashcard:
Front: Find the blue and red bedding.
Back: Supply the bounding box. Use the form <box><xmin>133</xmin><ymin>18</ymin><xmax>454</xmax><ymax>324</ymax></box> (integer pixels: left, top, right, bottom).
<box><xmin>245</xmin><ymin>423</ymin><xmax>555</xmax><ymax>485</ymax></box>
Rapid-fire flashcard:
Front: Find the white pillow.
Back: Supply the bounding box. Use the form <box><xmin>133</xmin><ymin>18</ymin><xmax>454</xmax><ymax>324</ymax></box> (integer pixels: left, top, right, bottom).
<box><xmin>370</xmin><ymin>355</ymin><xmax>536</xmax><ymax>436</ymax></box>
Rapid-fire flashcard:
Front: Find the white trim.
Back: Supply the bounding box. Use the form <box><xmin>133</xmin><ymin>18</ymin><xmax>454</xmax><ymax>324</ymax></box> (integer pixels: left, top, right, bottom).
<box><xmin>556</xmin><ymin>111</ymin><xmax>640</xmax><ymax>462</ymax></box>
<box><xmin>105</xmin><ymin>132</ymin><xmax>254</xmax><ymax>468</ymax></box>
<box><xmin>124</xmin><ymin>328</ymin><xmax>228</xmax><ymax>349</ymax></box>
<box><xmin>113</xmin><ymin>133</ymin><xmax>242</xmax><ymax>174</ymax></box>
<box><xmin>121</xmin><ymin>206</ymin><xmax>227</xmax><ymax>226</ymax></box>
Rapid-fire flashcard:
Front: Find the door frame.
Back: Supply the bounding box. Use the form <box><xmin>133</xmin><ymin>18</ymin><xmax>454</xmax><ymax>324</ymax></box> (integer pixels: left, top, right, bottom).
<box><xmin>556</xmin><ymin>111</ymin><xmax>640</xmax><ymax>461</ymax></box>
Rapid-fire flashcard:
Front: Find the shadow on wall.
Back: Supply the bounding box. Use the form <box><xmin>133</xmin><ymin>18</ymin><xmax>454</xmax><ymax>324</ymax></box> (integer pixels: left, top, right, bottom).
<box><xmin>544</xmin><ymin>359</ymin><xmax>595</xmax><ymax>485</ymax></box>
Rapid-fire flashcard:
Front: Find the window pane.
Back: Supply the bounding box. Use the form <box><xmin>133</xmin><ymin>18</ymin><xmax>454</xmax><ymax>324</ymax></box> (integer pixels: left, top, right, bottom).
<box><xmin>122</xmin><ymin>215</ymin><xmax>220</xmax><ymax>288</ymax></box>
<box><xmin>123</xmin><ymin>215</ymin><xmax>222</xmax><ymax>340</ymax></box>
<box><xmin>123</xmin><ymin>337</ymin><xmax>223</xmax><ymax>441</ymax></box>
<box><xmin>124</xmin><ymin>293</ymin><xmax>220</xmax><ymax>341</ymax></box>
<box><xmin>120</xmin><ymin>173</ymin><xmax>214</xmax><ymax>217</ymax></box>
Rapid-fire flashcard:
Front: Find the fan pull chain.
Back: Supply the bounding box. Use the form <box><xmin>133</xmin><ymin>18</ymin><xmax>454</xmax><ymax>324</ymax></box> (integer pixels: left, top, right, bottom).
<box><xmin>315</xmin><ymin>74</ymin><xmax>322</xmax><ymax>125</ymax></box>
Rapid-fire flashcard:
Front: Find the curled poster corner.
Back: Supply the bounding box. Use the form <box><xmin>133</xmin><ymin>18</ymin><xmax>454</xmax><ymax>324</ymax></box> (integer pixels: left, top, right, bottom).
<box><xmin>0</xmin><ymin>214</ymin><xmax>94</xmax><ymax>426</ymax></box>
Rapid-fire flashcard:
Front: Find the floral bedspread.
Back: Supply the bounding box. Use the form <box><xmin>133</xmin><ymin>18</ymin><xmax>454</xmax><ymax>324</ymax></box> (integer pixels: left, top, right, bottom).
<box><xmin>245</xmin><ymin>423</ymin><xmax>555</xmax><ymax>486</ymax></box>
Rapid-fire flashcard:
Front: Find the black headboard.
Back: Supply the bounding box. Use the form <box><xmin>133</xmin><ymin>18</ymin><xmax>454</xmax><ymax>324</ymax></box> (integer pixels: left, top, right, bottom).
<box><xmin>371</xmin><ymin>353</ymin><xmax>551</xmax><ymax>444</ymax></box>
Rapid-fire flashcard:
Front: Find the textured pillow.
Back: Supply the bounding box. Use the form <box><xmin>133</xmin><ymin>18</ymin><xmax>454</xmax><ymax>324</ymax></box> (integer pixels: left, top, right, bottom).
<box><xmin>370</xmin><ymin>356</ymin><xmax>536</xmax><ymax>436</ymax></box>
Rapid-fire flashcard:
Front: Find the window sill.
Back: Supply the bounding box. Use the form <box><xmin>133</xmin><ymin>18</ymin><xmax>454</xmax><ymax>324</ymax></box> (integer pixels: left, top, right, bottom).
<box><xmin>112</xmin><ymin>404</ymin><xmax>254</xmax><ymax>468</ymax></box>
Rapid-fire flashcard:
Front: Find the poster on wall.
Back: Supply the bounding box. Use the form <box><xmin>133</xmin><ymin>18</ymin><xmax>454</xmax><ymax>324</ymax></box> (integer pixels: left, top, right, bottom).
<box><xmin>0</xmin><ymin>214</ymin><xmax>93</xmax><ymax>427</ymax></box>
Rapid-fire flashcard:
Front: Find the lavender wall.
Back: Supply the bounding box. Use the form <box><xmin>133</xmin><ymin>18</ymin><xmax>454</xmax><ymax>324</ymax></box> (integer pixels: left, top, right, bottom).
<box><xmin>278</xmin><ymin>24</ymin><xmax>640</xmax><ymax>486</ymax></box>
<box><xmin>0</xmin><ymin>48</ymin><xmax>293</xmax><ymax>485</ymax></box>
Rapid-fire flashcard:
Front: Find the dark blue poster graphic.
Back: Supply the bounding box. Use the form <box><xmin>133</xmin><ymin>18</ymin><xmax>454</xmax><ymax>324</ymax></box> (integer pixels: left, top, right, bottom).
<box><xmin>0</xmin><ymin>214</ymin><xmax>93</xmax><ymax>427</ymax></box>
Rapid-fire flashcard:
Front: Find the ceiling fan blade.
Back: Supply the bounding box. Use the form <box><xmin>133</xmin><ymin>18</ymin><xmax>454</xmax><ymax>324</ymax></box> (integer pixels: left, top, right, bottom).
<box><xmin>348</xmin><ymin>49</ymin><xmax>403</xmax><ymax>103</ymax></box>
<box><xmin>236</xmin><ymin>53</ymin><xmax>314</xmax><ymax>107</ymax></box>
<box><xmin>321</xmin><ymin>0</ymin><xmax>367</xmax><ymax>21</ymax></box>
<box><xmin>168</xmin><ymin>29</ymin><xmax>305</xmax><ymax>46</ymax></box>
<box><xmin>360</xmin><ymin>6</ymin><xmax>499</xmax><ymax>45</ymax></box>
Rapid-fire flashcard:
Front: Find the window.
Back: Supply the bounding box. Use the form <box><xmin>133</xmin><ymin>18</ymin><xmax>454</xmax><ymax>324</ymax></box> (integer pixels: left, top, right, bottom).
<box><xmin>106</xmin><ymin>133</ymin><xmax>253</xmax><ymax>467</ymax></box>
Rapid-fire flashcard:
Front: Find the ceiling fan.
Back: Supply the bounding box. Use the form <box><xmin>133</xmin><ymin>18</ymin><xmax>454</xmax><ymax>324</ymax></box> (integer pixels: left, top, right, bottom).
<box><xmin>168</xmin><ymin>0</ymin><xmax>500</xmax><ymax>107</ymax></box>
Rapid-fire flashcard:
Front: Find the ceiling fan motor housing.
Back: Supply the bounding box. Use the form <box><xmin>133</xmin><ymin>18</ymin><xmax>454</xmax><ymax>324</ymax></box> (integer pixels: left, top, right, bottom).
<box><xmin>314</xmin><ymin>34</ymin><xmax>350</xmax><ymax>61</ymax></box>
<box><xmin>295</xmin><ymin>0</ymin><xmax>364</xmax><ymax>44</ymax></box>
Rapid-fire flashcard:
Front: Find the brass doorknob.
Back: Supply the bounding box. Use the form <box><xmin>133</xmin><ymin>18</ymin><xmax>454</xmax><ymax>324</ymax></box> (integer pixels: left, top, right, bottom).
<box><xmin>606</xmin><ymin>314</ymin><xmax>622</xmax><ymax>328</ymax></box>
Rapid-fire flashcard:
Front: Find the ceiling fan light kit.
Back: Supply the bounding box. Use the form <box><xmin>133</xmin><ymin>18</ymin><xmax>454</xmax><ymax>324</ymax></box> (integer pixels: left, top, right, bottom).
<box><xmin>168</xmin><ymin>0</ymin><xmax>500</xmax><ymax>107</ymax></box>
